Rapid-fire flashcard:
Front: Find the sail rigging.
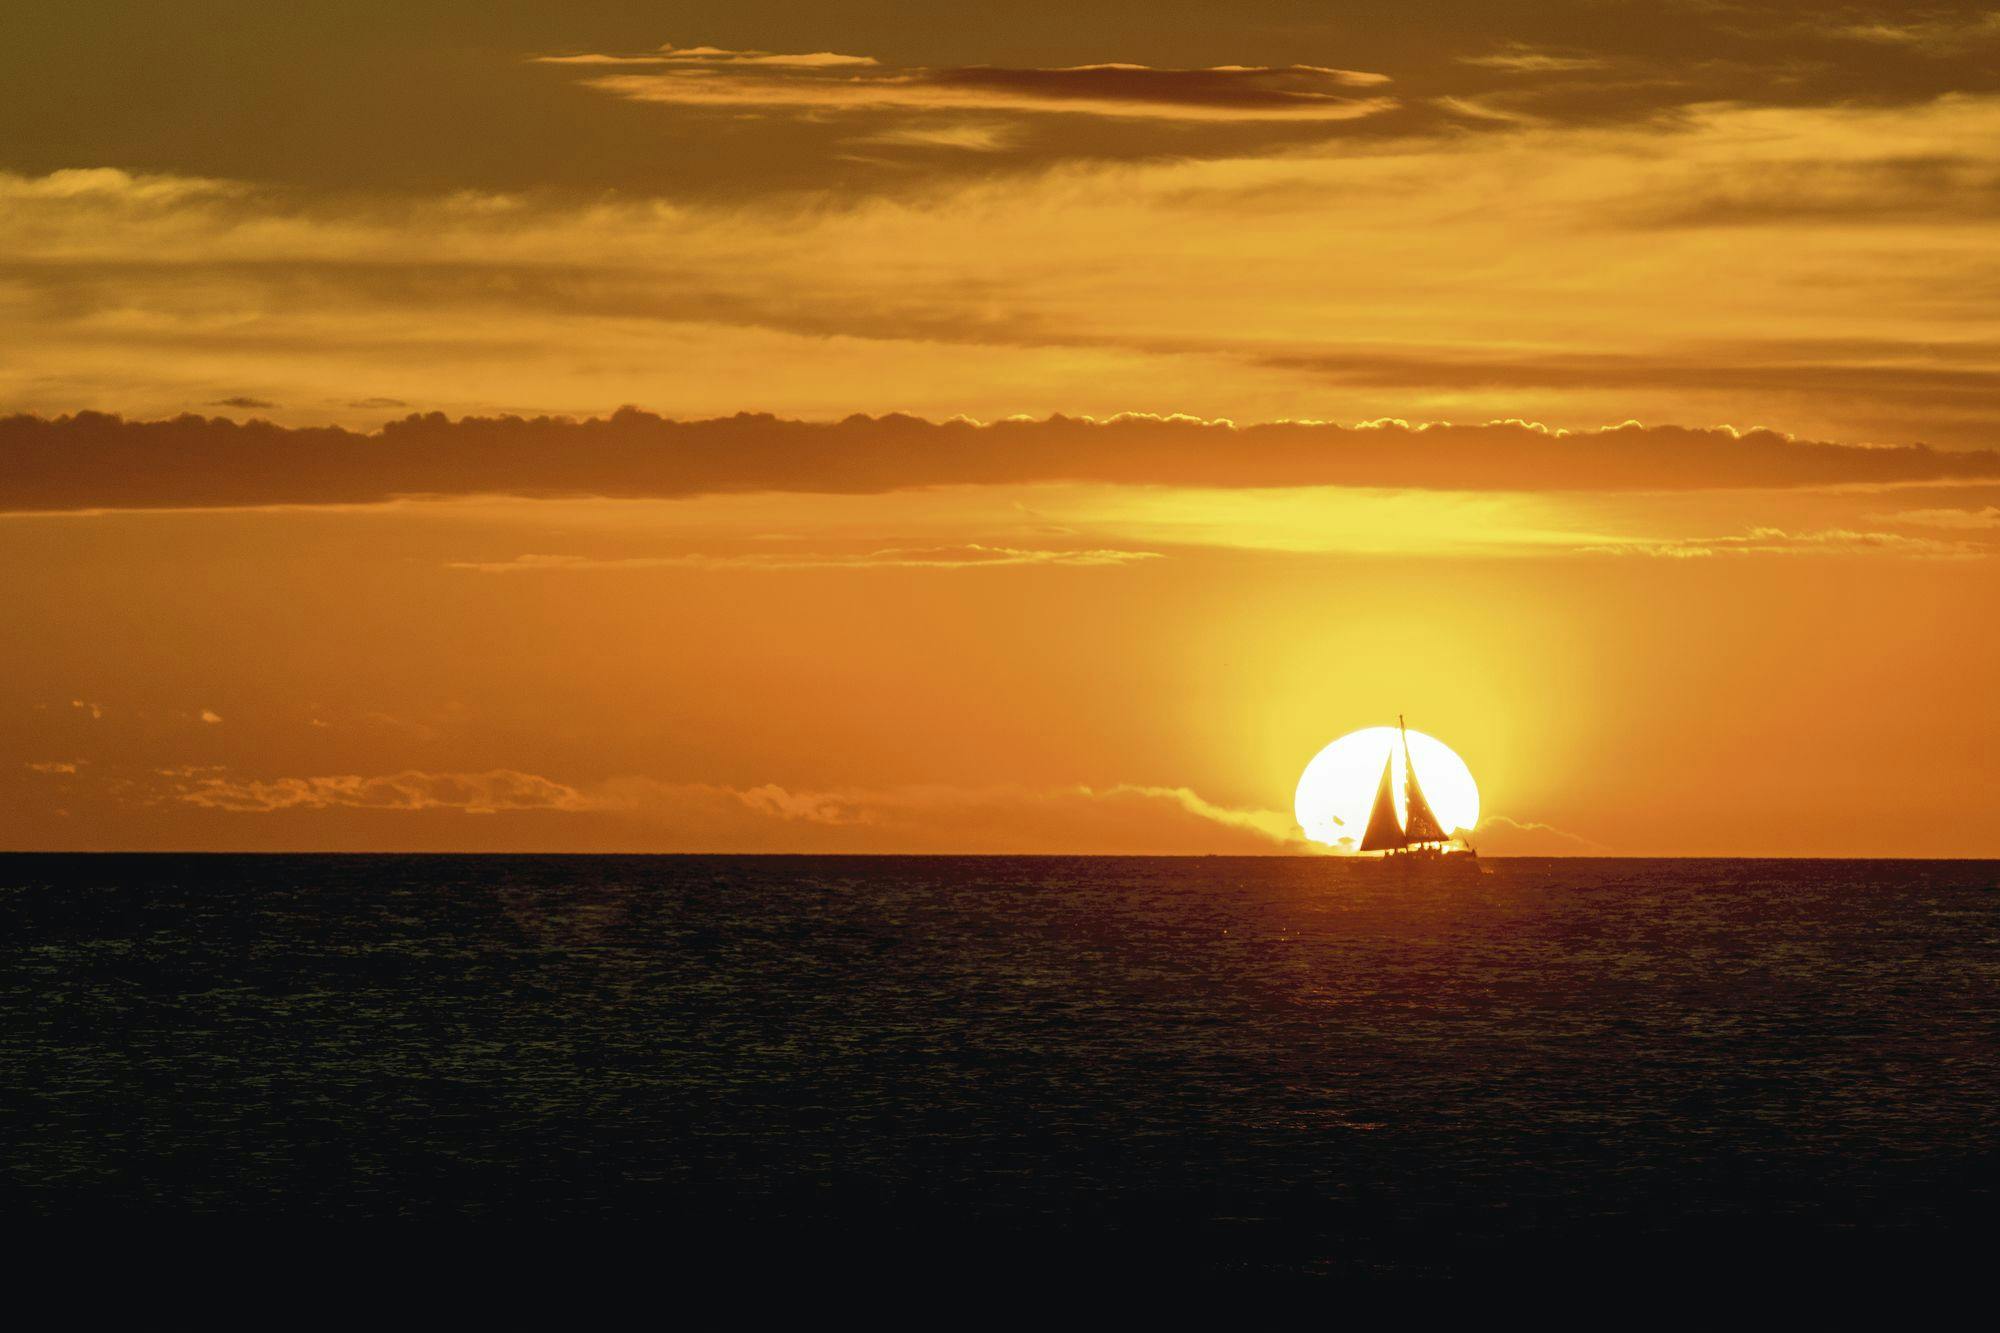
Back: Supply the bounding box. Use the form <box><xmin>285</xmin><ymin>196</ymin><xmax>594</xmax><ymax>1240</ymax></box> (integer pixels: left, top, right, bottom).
<box><xmin>1399</xmin><ymin>715</ymin><xmax>1450</xmax><ymax>845</ymax></box>
<box><xmin>1357</xmin><ymin>755</ymin><xmax>1407</xmax><ymax>852</ymax></box>
<box><xmin>1353</xmin><ymin>716</ymin><xmax>1465</xmax><ymax>856</ymax></box>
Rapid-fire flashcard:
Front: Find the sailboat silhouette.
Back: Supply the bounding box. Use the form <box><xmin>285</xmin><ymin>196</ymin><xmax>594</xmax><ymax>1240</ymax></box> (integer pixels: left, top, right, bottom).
<box><xmin>1358</xmin><ymin>716</ymin><xmax>1478</xmax><ymax>862</ymax></box>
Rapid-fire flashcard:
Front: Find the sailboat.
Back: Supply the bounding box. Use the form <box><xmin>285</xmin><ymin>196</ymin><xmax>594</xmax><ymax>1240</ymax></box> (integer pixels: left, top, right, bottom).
<box><xmin>1358</xmin><ymin>716</ymin><xmax>1480</xmax><ymax>866</ymax></box>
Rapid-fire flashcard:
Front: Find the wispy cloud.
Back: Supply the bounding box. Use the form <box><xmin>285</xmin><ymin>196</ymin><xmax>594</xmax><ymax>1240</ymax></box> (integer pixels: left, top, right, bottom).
<box><xmin>848</xmin><ymin>122</ymin><xmax>1018</xmax><ymax>153</ymax></box>
<box><xmin>545</xmin><ymin>44</ymin><xmax>1394</xmax><ymax>123</ymax></box>
<box><xmin>169</xmin><ymin>768</ymin><xmax>593</xmax><ymax>815</ymax></box>
<box><xmin>1887</xmin><ymin>504</ymin><xmax>2000</xmax><ymax>529</ymax></box>
<box><xmin>1818</xmin><ymin>13</ymin><xmax>2000</xmax><ymax>53</ymax></box>
<box><xmin>155</xmin><ymin>767</ymin><xmax>1301</xmax><ymax>852</ymax></box>
<box><xmin>1093</xmin><ymin>784</ymin><xmax>1303</xmax><ymax>844</ymax></box>
<box><xmin>535</xmin><ymin>43</ymin><xmax>880</xmax><ymax>70</ymax></box>
<box><xmin>0</xmin><ymin>167</ymin><xmax>238</xmax><ymax>205</ymax></box>
<box><xmin>1582</xmin><ymin>526</ymin><xmax>1986</xmax><ymax>559</ymax></box>
<box><xmin>1456</xmin><ymin>45</ymin><xmax>1609</xmax><ymax>73</ymax></box>
<box><xmin>445</xmin><ymin>545</ymin><xmax>1163</xmax><ymax>573</ymax></box>
<box><xmin>1474</xmin><ymin>815</ymin><xmax>1605</xmax><ymax>855</ymax></box>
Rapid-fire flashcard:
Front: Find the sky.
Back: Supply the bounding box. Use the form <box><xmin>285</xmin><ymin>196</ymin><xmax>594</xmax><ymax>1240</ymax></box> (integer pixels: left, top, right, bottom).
<box><xmin>4</xmin><ymin>1</ymin><xmax>1997</xmax><ymax>854</ymax></box>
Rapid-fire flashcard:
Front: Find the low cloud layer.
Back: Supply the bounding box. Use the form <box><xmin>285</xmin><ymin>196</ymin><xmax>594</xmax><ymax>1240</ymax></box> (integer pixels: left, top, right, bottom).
<box><xmin>1469</xmin><ymin>815</ymin><xmax>1606</xmax><ymax>856</ymax></box>
<box><xmin>170</xmin><ymin>767</ymin><xmax>592</xmax><ymax>815</ymax></box>
<box><xmin>154</xmin><ymin>765</ymin><xmax>1309</xmax><ymax>854</ymax></box>
<box><xmin>6</xmin><ymin>410</ymin><xmax>1996</xmax><ymax>513</ymax></box>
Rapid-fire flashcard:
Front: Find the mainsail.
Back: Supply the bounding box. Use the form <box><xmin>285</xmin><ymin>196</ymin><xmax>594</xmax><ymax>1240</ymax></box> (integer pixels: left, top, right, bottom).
<box><xmin>1357</xmin><ymin>755</ymin><xmax>1407</xmax><ymax>852</ymax></box>
<box><xmin>1399</xmin><ymin>715</ymin><xmax>1451</xmax><ymax>845</ymax></box>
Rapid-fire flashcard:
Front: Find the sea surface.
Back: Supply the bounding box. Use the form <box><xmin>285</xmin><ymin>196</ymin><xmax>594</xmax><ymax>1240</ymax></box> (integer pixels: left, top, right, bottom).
<box><xmin>4</xmin><ymin>855</ymin><xmax>1996</xmax><ymax>1277</ymax></box>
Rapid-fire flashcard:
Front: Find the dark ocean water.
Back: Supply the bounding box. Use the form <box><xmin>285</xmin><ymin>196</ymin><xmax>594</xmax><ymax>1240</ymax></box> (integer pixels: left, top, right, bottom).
<box><xmin>4</xmin><ymin>854</ymin><xmax>1996</xmax><ymax>1276</ymax></box>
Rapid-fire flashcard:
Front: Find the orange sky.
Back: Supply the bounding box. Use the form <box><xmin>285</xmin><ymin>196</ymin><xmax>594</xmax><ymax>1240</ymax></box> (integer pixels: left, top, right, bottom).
<box><xmin>4</xmin><ymin>3</ymin><xmax>1997</xmax><ymax>854</ymax></box>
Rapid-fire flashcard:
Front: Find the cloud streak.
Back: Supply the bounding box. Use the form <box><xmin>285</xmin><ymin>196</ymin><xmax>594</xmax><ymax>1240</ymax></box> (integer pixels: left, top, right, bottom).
<box><xmin>1472</xmin><ymin>815</ymin><xmax>1606</xmax><ymax>856</ymax></box>
<box><xmin>446</xmin><ymin>545</ymin><xmax>1163</xmax><ymax>573</ymax></box>
<box><xmin>1456</xmin><ymin>46</ymin><xmax>1610</xmax><ymax>74</ymax></box>
<box><xmin>1583</xmin><ymin>525</ymin><xmax>1985</xmax><ymax>559</ymax></box>
<box><xmin>546</xmin><ymin>44</ymin><xmax>1394</xmax><ymax>124</ymax></box>
<box><xmin>157</xmin><ymin>766</ymin><xmax>1304</xmax><ymax>852</ymax></box>
<box><xmin>1888</xmin><ymin>504</ymin><xmax>2000</xmax><ymax>529</ymax></box>
<box><xmin>169</xmin><ymin>768</ymin><xmax>594</xmax><ymax>815</ymax></box>
<box><xmin>6</xmin><ymin>410</ymin><xmax>1995</xmax><ymax>513</ymax></box>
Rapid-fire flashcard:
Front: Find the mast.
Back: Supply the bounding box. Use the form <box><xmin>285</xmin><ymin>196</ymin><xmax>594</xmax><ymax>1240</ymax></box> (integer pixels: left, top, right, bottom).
<box><xmin>1399</xmin><ymin>714</ymin><xmax>1451</xmax><ymax>846</ymax></box>
<box><xmin>1357</xmin><ymin>754</ymin><xmax>1407</xmax><ymax>852</ymax></box>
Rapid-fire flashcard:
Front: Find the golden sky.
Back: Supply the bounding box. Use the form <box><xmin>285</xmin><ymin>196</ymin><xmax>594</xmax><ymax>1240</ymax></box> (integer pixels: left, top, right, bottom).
<box><xmin>4</xmin><ymin>2</ymin><xmax>1997</xmax><ymax>853</ymax></box>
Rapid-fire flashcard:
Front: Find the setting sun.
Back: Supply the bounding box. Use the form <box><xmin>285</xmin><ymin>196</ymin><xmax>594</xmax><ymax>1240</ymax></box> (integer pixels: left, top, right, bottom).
<box><xmin>1295</xmin><ymin>726</ymin><xmax>1480</xmax><ymax>852</ymax></box>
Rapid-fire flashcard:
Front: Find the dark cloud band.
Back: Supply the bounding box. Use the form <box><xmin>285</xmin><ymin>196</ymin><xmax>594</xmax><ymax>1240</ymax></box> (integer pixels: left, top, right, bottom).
<box><xmin>5</xmin><ymin>410</ymin><xmax>1995</xmax><ymax>512</ymax></box>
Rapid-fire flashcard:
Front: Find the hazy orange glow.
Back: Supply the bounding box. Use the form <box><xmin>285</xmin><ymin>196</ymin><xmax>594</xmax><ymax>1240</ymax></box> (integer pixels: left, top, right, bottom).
<box><xmin>3</xmin><ymin>3</ymin><xmax>1996</xmax><ymax>855</ymax></box>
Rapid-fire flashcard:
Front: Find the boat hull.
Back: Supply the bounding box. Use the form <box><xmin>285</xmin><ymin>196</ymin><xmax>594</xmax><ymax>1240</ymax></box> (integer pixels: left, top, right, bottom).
<box><xmin>1370</xmin><ymin>847</ymin><xmax>1487</xmax><ymax>873</ymax></box>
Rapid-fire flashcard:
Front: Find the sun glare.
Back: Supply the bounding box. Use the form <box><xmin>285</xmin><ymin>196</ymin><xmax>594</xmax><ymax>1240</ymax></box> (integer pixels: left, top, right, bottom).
<box><xmin>1295</xmin><ymin>727</ymin><xmax>1480</xmax><ymax>851</ymax></box>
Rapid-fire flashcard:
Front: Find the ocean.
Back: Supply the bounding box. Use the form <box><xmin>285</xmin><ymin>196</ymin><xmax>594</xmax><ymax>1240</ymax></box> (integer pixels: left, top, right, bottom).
<box><xmin>5</xmin><ymin>854</ymin><xmax>1995</xmax><ymax>1277</ymax></box>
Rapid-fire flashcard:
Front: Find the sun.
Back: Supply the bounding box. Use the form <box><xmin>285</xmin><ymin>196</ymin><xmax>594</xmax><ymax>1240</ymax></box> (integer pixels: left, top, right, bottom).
<box><xmin>1295</xmin><ymin>727</ymin><xmax>1480</xmax><ymax>851</ymax></box>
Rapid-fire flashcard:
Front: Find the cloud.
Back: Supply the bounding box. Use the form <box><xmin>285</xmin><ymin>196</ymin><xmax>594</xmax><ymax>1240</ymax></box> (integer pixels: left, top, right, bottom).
<box><xmin>5</xmin><ymin>411</ymin><xmax>1995</xmax><ymax>514</ymax></box>
<box><xmin>547</xmin><ymin>45</ymin><xmax>1395</xmax><ymax>124</ymax></box>
<box><xmin>23</xmin><ymin>7</ymin><xmax>2000</xmax><ymax>212</ymax></box>
<box><xmin>169</xmin><ymin>768</ymin><xmax>593</xmax><ymax>815</ymax></box>
<box><xmin>24</xmin><ymin>761</ymin><xmax>81</xmax><ymax>775</ymax></box>
<box><xmin>1584</xmin><ymin>525</ymin><xmax>1985</xmax><ymax>559</ymax></box>
<box><xmin>1615</xmin><ymin>146</ymin><xmax>2000</xmax><ymax>228</ymax></box>
<box><xmin>156</xmin><ymin>766</ymin><xmax>1303</xmax><ymax>852</ymax></box>
<box><xmin>1096</xmin><ymin>784</ymin><xmax>1303</xmax><ymax>845</ymax></box>
<box><xmin>733</xmin><ymin>783</ymin><xmax>871</xmax><ymax>825</ymax></box>
<box><xmin>1818</xmin><ymin>13</ymin><xmax>2000</xmax><ymax>53</ymax></box>
<box><xmin>5</xmin><ymin>96</ymin><xmax>2000</xmax><ymax>448</ymax></box>
<box><xmin>1456</xmin><ymin>46</ymin><xmax>1610</xmax><ymax>73</ymax></box>
<box><xmin>1888</xmin><ymin>504</ymin><xmax>2000</xmax><ymax>529</ymax></box>
<box><xmin>537</xmin><ymin>27</ymin><xmax>2000</xmax><ymax>152</ymax></box>
<box><xmin>207</xmin><ymin>396</ymin><xmax>276</xmax><ymax>410</ymax></box>
<box><xmin>198</xmin><ymin>708</ymin><xmax>223</xmax><ymax>723</ymax></box>
<box><xmin>1255</xmin><ymin>341</ymin><xmax>2000</xmax><ymax>411</ymax></box>
<box><xmin>0</xmin><ymin>167</ymin><xmax>237</xmax><ymax>206</ymax></box>
<box><xmin>849</xmin><ymin>123</ymin><xmax>1017</xmax><ymax>153</ymax></box>
<box><xmin>445</xmin><ymin>545</ymin><xmax>1163</xmax><ymax>573</ymax></box>
<box><xmin>535</xmin><ymin>43</ymin><xmax>881</xmax><ymax>70</ymax></box>
<box><xmin>1472</xmin><ymin>815</ymin><xmax>1605</xmax><ymax>855</ymax></box>
<box><xmin>70</xmin><ymin>699</ymin><xmax>104</xmax><ymax>719</ymax></box>
<box><xmin>609</xmin><ymin>779</ymin><xmax>1309</xmax><ymax>853</ymax></box>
